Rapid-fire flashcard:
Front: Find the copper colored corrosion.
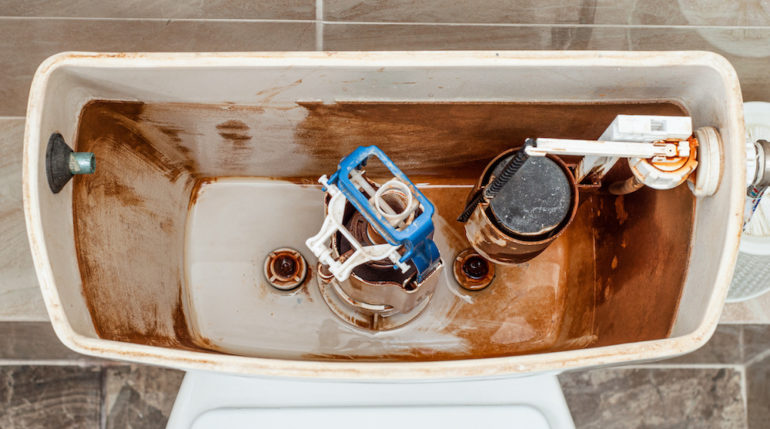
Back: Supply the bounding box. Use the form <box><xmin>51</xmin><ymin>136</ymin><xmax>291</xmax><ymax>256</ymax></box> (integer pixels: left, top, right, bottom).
<box><xmin>453</xmin><ymin>248</ymin><xmax>495</xmax><ymax>291</ymax></box>
<box><xmin>72</xmin><ymin>99</ymin><xmax>693</xmax><ymax>361</ymax></box>
<box><xmin>73</xmin><ymin>101</ymin><xmax>199</xmax><ymax>349</ymax></box>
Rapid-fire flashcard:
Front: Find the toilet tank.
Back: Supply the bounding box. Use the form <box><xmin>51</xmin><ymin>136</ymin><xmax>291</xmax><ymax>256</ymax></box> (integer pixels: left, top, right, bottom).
<box><xmin>23</xmin><ymin>51</ymin><xmax>744</xmax><ymax>379</ymax></box>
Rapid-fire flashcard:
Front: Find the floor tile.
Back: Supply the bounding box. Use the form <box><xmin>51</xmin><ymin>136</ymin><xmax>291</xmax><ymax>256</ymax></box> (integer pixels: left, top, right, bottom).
<box><xmin>722</xmin><ymin>293</ymin><xmax>770</xmax><ymax>324</ymax></box>
<box><xmin>744</xmin><ymin>324</ymin><xmax>770</xmax><ymax>364</ymax></box>
<box><xmin>0</xmin><ymin>0</ymin><xmax>315</xmax><ymax>20</ymax></box>
<box><xmin>104</xmin><ymin>365</ymin><xmax>185</xmax><ymax>429</ymax></box>
<box><xmin>0</xmin><ymin>18</ymin><xmax>316</xmax><ymax>116</ymax></box>
<box><xmin>0</xmin><ymin>365</ymin><xmax>101</xmax><ymax>429</ymax></box>
<box><xmin>559</xmin><ymin>367</ymin><xmax>746</xmax><ymax>428</ymax></box>
<box><xmin>661</xmin><ymin>324</ymin><xmax>743</xmax><ymax>365</ymax></box>
<box><xmin>747</xmin><ymin>353</ymin><xmax>770</xmax><ymax>428</ymax></box>
<box><xmin>0</xmin><ymin>118</ymin><xmax>47</xmax><ymax>321</ymax></box>
<box><xmin>0</xmin><ymin>322</ymin><xmax>100</xmax><ymax>362</ymax></box>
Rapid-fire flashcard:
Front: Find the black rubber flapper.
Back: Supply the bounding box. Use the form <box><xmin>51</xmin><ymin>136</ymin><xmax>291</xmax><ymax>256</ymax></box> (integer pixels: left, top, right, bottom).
<box><xmin>46</xmin><ymin>133</ymin><xmax>74</xmax><ymax>194</ymax></box>
<box><xmin>487</xmin><ymin>155</ymin><xmax>571</xmax><ymax>236</ymax></box>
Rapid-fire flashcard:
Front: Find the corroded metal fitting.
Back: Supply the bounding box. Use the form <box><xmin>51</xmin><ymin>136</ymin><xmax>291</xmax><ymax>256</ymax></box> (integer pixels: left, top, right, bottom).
<box><xmin>453</xmin><ymin>248</ymin><xmax>495</xmax><ymax>291</ymax></box>
<box><xmin>264</xmin><ymin>248</ymin><xmax>308</xmax><ymax>291</ymax></box>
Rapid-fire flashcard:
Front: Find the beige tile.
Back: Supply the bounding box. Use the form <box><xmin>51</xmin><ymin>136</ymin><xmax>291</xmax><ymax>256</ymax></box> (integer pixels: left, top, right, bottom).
<box><xmin>326</xmin><ymin>24</ymin><xmax>770</xmax><ymax>105</ymax></box>
<box><xmin>0</xmin><ymin>19</ymin><xmax>316</xmax><ymax>116</ymax></box>
<box><xmin>324</xmin><ymin>0</ymin><xmax>607</xmax><ymax>24</ymax></box>
<box><xmin>325</xmin><ymin>0</ymin><xmax>768</xmax><ymax>26</ymax></box>
<box><xmin>0</xmin><ymin>0</ymin><xmax>315</xmax><ymax>20</ymax></box>
<box><xmin>324</xmin><ymin>23</ymin><xmax>629</xmax><ymax>50</ymax></box>
<box><xmin>0</xmin><ymin>118</ymin><xmax>47</xmax><ymax>321</ymax></box>
<box><xmin>721</xmin><ymin>294</ymin><xmax>770</xmax><ymax>324</ymax></box>
<box><xmin>625</xmin><ymin>26</ymin><xmax>770</xmax><ymax>101</ymax></box>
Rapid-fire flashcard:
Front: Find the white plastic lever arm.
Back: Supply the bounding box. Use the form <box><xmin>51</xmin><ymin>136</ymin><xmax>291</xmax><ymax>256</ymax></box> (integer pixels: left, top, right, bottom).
<box><xmin>527</xmin><ymin>138</ymin><xmax>679</xmax><ymax>159</ymax></box>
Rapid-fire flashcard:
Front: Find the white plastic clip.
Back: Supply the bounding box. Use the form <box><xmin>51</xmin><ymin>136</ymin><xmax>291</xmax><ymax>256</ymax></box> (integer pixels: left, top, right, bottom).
<box><xmin>305</xmin><ymin>176</ymin><xmax>410</xmax><ymax>283</ymax></box>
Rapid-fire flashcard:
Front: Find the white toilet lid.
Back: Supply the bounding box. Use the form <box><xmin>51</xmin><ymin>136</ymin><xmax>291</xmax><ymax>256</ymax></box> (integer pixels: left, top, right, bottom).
<box><xmin>167</xmin><ymin>371</ymin><xmax>574</xmax><ymax>429</ymax></box>
<box><xmin>191</xmin><ymin>405</ymin><xmax>550</xmax><ymax>429</ymax></box>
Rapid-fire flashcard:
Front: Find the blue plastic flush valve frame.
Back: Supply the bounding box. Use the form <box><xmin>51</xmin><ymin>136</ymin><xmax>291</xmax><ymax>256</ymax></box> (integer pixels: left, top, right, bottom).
<box><xmin>325</xmin><ymin>146</ymin><xmax>441</xmax><ymax>282</ymax></box>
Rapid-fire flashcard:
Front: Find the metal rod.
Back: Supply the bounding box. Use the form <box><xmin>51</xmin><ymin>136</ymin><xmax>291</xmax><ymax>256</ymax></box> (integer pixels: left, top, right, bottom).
<box><xmin>527</xmin><ymin>138</ymin><xmax>677</xmax><ymax>158</ymax></box>
<box><xmin>69</xmin><ymin>152</ymin><xmax>95</xmax><ymax>175</ymax></box>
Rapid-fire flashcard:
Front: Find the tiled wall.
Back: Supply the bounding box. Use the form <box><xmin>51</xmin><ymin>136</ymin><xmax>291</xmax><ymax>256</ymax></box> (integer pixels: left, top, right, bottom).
<box><xmin>1</xmin><ymin>3</ymin><xmax>769</xmax><ymax>427</ymax></box>
<box><xmin>0</xmin><ymin>0</ymin><xmax>768</xmax><ymax>117</ymax></box>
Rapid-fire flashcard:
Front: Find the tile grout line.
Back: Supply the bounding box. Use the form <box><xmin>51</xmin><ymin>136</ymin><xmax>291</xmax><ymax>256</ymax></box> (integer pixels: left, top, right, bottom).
<box><xmin>99</xmin><ymin>367</ymin><xmax>108</xmax><ymax>429</ymax></box>
<box><xmin>321</xmin><ymin>20</ymin><xmax>770</xmax><ymax>30</ymax></box>
<box><xmin>316</xmin><ymin>0</ymin><xmax>323</xmax><ymax>51</ymax></box>
<box><xmin>740</xmin><ymin>365</ymin><xmax>749</xmax><ymax>427</ymax></box>
<box><xmin>0</xmin><ymin>16</ymin><xmax>317</xmax><ymax>23</ymax></box>
<box><xmin>745</xmin><ymin>347</ymin><xmax>770</xmax><ymax>366</ymax></box>
<box><xmin>0</xmin><ymin>359</ymin><xmax>111</xmax><ymax>366</ymax></box>
<box><xmin>0</xmin><ymin>16</ymin><xmax>769</xmax><ymax>31</ymax></box>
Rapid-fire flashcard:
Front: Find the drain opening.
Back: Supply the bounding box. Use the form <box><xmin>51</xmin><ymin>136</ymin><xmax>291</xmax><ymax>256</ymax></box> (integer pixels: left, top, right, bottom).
<box><xmin>264</xmin><ymin>248</ymin><xmax>308</xmax><ymax>291</ymax></box>
<box><xmin>453</xmin><ymin>248</ymin><xmax>495</xmax><ymax>291</ymax></box>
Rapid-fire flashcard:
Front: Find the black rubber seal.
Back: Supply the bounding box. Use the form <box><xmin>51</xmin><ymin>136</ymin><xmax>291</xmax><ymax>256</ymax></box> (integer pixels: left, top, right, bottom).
<box><xmin>45</xmin><ymin>133</ymin><xmax>74</xmax><ymax>194</ymax></box>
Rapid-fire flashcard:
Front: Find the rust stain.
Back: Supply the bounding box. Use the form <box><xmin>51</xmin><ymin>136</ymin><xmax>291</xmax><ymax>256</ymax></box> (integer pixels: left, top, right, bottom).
<box><xmin>592</xmin><ymin>158</ymin><xmax>695</xmax><ymax>345</ymax></box>
<box><xmin>71</xmin><ymin>99</ymin><xmax>693</xmax><ymax>361</ymax></box>
<box><xmin>615</xmin><ymin>195</ymin><xmax>629</xmax><ymax>225</ymax></box>
<box><xmin>73</xmin><ymin>100</ymin><xmax>202</xmax><ymax>351</ymax></box>
<box><xmin>294</xmin><ymin>101</ymin><xmax>687</xmax><ymax>179</ymax></box>
<box><xmin>187</xmin><ymin>177</ymin><xmax>217</xmax><ymax>210</ymax></box>
<box><xmin>216</xmin><ymin>119</ymin><xmax>252</xmax><ymax>142</ymax></box>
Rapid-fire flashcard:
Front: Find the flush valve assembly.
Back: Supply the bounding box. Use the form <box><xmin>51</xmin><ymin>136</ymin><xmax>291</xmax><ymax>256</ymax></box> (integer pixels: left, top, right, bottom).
<box><xmin>458</xmin><ymin>115</ymin><xmax>723</xmax><ymax>268</ymax></box>
<box><xmin>306</xmin><ymin>146</ymin><xmax>443</xmax><ymax>331</ymax></box>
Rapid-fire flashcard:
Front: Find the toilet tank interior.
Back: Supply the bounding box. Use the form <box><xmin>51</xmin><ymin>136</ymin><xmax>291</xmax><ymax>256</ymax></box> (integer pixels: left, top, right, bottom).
<box><xmin>27</xmin><ymin>53</ymin><xmax>743</xmax><ymax>372</ymax></box>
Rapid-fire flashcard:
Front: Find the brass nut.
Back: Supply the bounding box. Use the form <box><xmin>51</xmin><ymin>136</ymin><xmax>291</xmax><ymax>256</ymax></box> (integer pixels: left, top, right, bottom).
<box><xmin>453</xmin><ymin>248</ymin><xmax>495</xmax><ymax>291</ymax></box>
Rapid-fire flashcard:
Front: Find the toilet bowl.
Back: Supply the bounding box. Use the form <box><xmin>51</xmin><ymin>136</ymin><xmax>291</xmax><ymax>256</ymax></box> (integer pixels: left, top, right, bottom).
<box><xmin>166</xmin><ymin>372</ymin><xmax>572</xmax><ymax>429</ymax></box>
<box><xmin>22</xmin><ymin>51</ymin><xmax>744</xmax><ymax>427</ymax></box>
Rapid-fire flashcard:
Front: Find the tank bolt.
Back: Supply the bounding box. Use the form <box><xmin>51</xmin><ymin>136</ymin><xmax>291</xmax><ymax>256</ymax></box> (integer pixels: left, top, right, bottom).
<box><xmin>264</xmin><ymin>248</ymin><xmax>307</xmax><ymax>291</ymax></box>
<box><xmin>453</xmin><ymin>248</ymin><xmax>495</xmax><ymax>291</ymax></box>
<box><xmin>69</xmin><ymin>152</ymin><xmax>95</xmax><ymax>175</ymax></box>
<box><xmin>46</xmin><ymin>132</ymin><xmax>95</xmax><ymax>194</ymax></box>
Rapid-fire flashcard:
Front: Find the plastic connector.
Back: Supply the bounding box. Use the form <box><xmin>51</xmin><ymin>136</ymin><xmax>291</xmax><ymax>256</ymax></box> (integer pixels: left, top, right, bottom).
<box><xmin>305</xmin><ymin>146</ymin><xmax>441</xmax><ymax>283</ymax></box>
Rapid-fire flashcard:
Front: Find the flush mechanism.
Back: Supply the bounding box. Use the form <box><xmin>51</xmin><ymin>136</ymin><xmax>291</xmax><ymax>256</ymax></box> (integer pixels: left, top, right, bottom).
<box><xmin>305</xmin><ymin>146</ymin><xmax>443</xmax><ymax>330</ymax></box>
<box><xmin>460</xmin><ymin>115</ymin><xmax>723</xmax><ymax>266</ymax></box>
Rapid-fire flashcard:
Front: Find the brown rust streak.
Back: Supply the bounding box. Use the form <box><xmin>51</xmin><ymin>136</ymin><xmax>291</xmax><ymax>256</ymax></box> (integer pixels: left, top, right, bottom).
<box><xmin>73</xmin><ymin>100</ymin><xmax>202</xmax><ymax>350</ymax></box>
<box><xmin>592</xmin><ymin>159</ymin><xmax>695</xmax><ymax>345</ymax></box>
<box><xmin>294</xmin><ymin>101</ymin><xmax>687</xmax><ymax>179</ymax></box>
<box><xmin>72</xmin><ymin>99</ymin><xmax>692</xmax><ymax>362</ymax></box>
